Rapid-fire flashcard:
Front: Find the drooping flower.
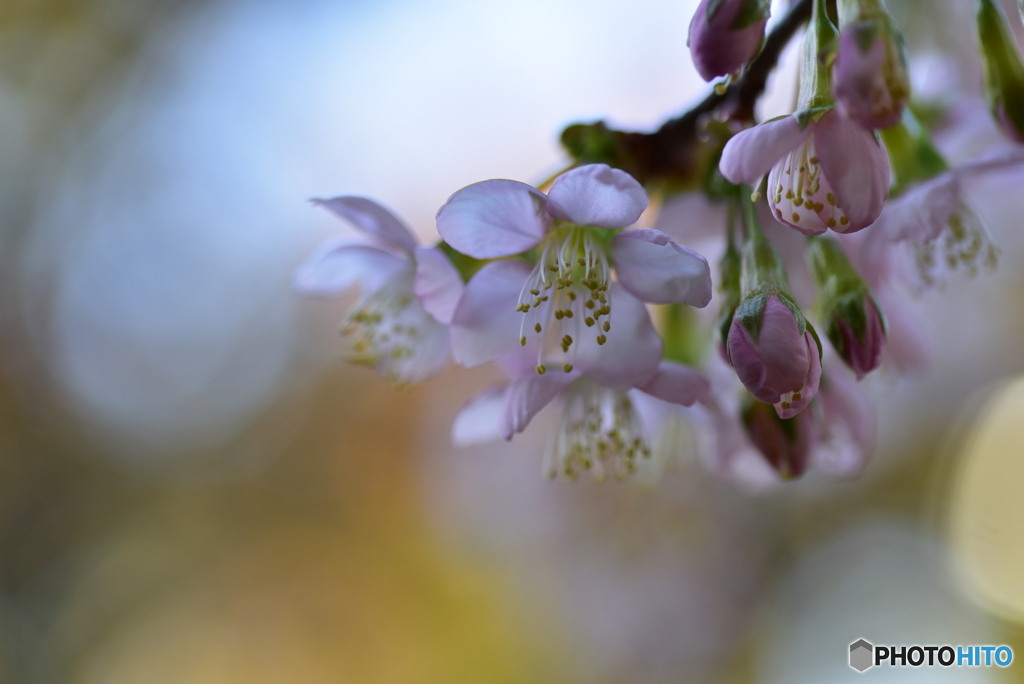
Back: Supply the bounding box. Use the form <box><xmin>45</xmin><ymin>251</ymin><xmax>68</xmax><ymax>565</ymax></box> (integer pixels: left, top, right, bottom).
<box><xmin>833</xmin><ymin>0</ymin><xmax>910</xmax><ymax>130</ymax></box>
<box><xmin>436</xmin><ymin>164</ymin><xmax>712</xmax><ymax>378</ymax></box>
<box><xmin>719</xmin><ymin>108</ymin><xmax>891</xmax><ymax>235</ymax></box>
<box><xmin>293</xmin><ymin>197</ymin><xmax>461</xmax><ymax>385</ymax></box>
<box><xmin>688</xmin><ymin>0</ymin><xmax>771</xmax><ymax>82</ymax></box>
<box><xmin>452</xmin><ymin>335</ymin><xmax>711</xmax><ymax>482</ymax></box>
<box><xmin>723</xmin><ymin>209</ymin><xmax>822</xmax><ymax>419</ymax></box>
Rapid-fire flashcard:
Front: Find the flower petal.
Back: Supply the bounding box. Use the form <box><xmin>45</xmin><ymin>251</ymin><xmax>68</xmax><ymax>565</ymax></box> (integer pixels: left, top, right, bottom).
<box><xmin>451</xmin><ymin>385</ymin><xmax>508</xmax><ymax>447</ymax></box>
<box><xmin>436</xmin><ymin>179</ymin><xmax>551</xmax><ymax>259</ymax></box>
<box><xmin>814</xmin><ymin>108</ymin><xmax>890</xmax><ymax>232</ymax></box>
<box><xmin>575</xmin><ymin>284</ymin><xmax>662</xmax><ymax>391</ymax></box>
<box><xmin>449</xmin><ymin>259</ymin><xmax>533</xmax><ymax>367</ymax></box>
<box><xmin>412</xmin><ymin>246</ymin><xmax>464</xmax><ymax>324</ymax></box>
<box><xmin>719</xmin><ymin>116</ymin><xmax>812</xmax><ymax>185</ymax></box>
<box><xmin>773</xmin><ymin>331</ymin><xmax>821</xmax><ymax>419</ymax></box>
<box><xmin>611</xmin><ymin>229</ymin><xmax>713</xmax><ymax>306</ymax></box>
<box><xmin>292</xmin><ymin>240</ymin><xmax>410</xmax><ymax>298</ymax></box>
<box><xmin>312</xmin><ymin>196</ymin><xmax>418</xmax><ymax>254</ymax></box>
<box><xmin>872</xmin><ymin>172</ymin><xmax>958</xmax><ymax>245</ymax></box>
<box><xmin>499</xmin><ymin>371</ymin><xmax>576</xmax><ymax>440</ymax></box>
<box><xmin>546</xmin><ymin>164</ymin><xmax>648</xmax><ymax>228</ymax></box>
<box><xmin>637</xmin><ymin>361</ymin><xmax>711</xmax><ymax>406</ymax></box>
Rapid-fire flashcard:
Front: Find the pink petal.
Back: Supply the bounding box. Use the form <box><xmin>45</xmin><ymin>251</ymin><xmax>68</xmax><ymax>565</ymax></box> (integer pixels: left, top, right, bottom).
<box><xmin>872</xmin><ymin>173</ymin><xmax>958</xmax><ymax>245</ymax></box>
<box><xmin>412</xmin><ymin>246</ymin><xmax>464</xmax><ymax>324</ymax></box>
<box><xmin>833</xmin><ymin>28</ymin><xmax>903</xmax><ymax>130</ymax></box>
<box><xmin>451</xmin><ymin>385</ymin><xmax>508</xmax><ymax>447</ymax></box>
<box><xmin>611</xmin><ymin>228</ymin><xmax>713</xmax><ymax>306</ymax></box>
<box><xmin>814</xmin><ymin>109</ymin><xmax>890</xmax><ymax>232</ymax></box>
<box><xmin>449</xmin><ymin>259</ymin><xmax>533</xmax><ymax>367</ymax></box>
<box><xmin>312</xmin><ymin>196</ymin><xmax>418</xmax><ymax>254</ymax></box>
<box><xmin>546</xmin><ymin>164</ymin><xmax>648</xmax><ymax>229</ymax></box>
<box><xmin>637</xmin><ymin>362</ymin><xmax>711</xmax><ymax>406</ymax></box>
<box><xmin>727</xmin><ymin>297</ymin><xmax>808</xmax><ymax>404</ymax></box>
<box><xmin>292</xmin><ymin>240</ymin><xmax>410</xmax><ymax>298</ymax></box>
<box><xmin>435</xmin><ymin>179</ymin><xmax>551</xmax><ymax>259</ymax></box>
<box><xmin>719</xmin><ymin>116</ymin><xmax>812</xmax><ymax>186</ymax></box>
<box><xmin>767</xmin><ymin>142</ymin><xmax>834</xmax><ymax>236</ymax></box>
<box><xmin>574</xmin><ymin>284</ymin><xmax>662</xmax><ymax>391</ymax></box>
<box><xmin>774</xmin><ymin>331</ymin><xmax>821</xmax><ymax>419</ymax></box>
<box><xmin>499</xmin><ymin>371</ymin><xmax>576</xmax><ymax>440</ymax></box>
<box><xmin>688</xmin><ymin>0</ymin><xmax>769</xmax><ymax>81</ymax></box>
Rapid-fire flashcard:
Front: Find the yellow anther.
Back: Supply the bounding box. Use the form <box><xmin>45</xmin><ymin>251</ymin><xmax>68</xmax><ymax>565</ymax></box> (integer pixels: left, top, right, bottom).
<box><xmin>563</xmin><ymin>364</ymin><xmax>574</xmax><ymax>373</ymax></box>
<box><xmin>536</xmin><ymin>364</ymin><xmax>547</xmax><ymax>375</ymax></box>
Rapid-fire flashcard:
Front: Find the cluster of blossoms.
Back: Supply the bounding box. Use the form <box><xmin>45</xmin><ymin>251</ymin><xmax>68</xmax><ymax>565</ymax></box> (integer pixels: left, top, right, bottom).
<box><xmin>295</xmin><ymin>0</ymin><xmax>1024</xmax><ymax>487</ymax></box>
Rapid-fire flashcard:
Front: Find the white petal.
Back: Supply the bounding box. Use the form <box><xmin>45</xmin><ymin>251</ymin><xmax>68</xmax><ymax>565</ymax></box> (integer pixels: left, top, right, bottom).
<box><xmin>449</xmin><ymin>259</ymin><xmax>532</xmax><ymax>367</ymax></box>
<box><xmin>451</xmin><ymin>385</ymin><xmax>508</xmax><ymax>447</ymax></box>
<box><xmin>292</xmin><ymin>240</ymin><xmax>410</xmax><ymax>298</ymax></box>
<box><xmin>436</xmin><ymin>179</ymin><xmax>551</xmax><ymax>259</ymax></box>
<box><xmin>312</xmin><ymin>196</ymin><xmax>418</xmax><ymax>254</ymax></box>
<box><xmin>546</xmin><ymin>164</ymin><xmax>648</xmax><ymax>228</ymax></box>
<box><xmin>611</xmin><ymin>229</ymin><xmax>713</xmax><ymax>306</ymax></box>
<box><xmin>413</xmin><ymin>246</ymin><xmax>463</xmax><ymax>324</ymax></box>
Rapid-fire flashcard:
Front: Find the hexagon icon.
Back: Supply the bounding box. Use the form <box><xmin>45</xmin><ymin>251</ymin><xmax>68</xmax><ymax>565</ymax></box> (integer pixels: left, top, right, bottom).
<box><xmin>849</xmin><ymin>639</ymin><xmax>874</xmax><ymax>672</ymax></box>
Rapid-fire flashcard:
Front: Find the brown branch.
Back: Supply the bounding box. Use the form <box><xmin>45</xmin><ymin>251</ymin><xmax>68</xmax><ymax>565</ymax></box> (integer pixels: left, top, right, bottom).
<box><xmin>560</xmin><ymin>0</ymin><xmax>812</xmax><ymax>187</ymax></box>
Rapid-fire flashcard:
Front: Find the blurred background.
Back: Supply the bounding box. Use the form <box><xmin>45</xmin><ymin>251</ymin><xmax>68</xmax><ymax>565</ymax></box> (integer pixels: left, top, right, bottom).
<box><xmin>2</xmin><ymin>0</ymin><xmax>1024</xmax><ymax>681</ymax></box>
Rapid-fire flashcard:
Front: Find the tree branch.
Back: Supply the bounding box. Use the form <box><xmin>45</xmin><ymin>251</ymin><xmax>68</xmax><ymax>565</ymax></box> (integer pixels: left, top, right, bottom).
<box><xmin>560</xmin><ymin>0</ymin><xmax>812</xmax><ymax>188</ymax></box>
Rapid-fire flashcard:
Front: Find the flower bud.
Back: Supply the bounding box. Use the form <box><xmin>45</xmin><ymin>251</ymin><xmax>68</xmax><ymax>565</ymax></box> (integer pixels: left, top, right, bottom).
<box><xmin>833</xmin><ymin>0</ymin><xmax>910</xmax><ymax>129</ymax></box>
<box><xmin>976</xmin><ymin>0</ymin><xmax>1024</xmax><ymax>143</ymax></box>
<box><xmin>806</xmin><ymin>236</ymin><xmax>886</xmax><ymax>379</ymax></box>
<box><xmin>688</xmin><ymin>0</ymin><xmax>771</xmax><ymax>82</ymax></box>
<box><xmin>741</xmin><ymin>397</ymin><xmax>814</xmax><ymax>480</ymax></box>
<box><xmin>726</xmin><ymin>219</ymin><xmax>822</xmax><ymax>419</ymax></box>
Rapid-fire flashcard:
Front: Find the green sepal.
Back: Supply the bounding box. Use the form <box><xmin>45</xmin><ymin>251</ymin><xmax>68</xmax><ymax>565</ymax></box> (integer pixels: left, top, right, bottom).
<box><xmin>437</xmin><ymin>240</ymin><xmax>487</xmax><ymax>282</ymax></box>
<box><xmin>976</xmin><ymin>0</ymin><xmax>1024</xmax><ymax>140</ymax></box>
<box><xmin>731</xmin><ymin>0</ymin><xmax>772</xmax><ymax>30</ymax></box>
<box><xmin>879</xmin><ymin>111</ymin><xmax>949</xmax><ymax>196</ymax></box>
<box><xmin>797</xmin><ymin>0</ymin><xmax>840</xmax><ymax>109</ymax></box>
<box><xmin>793</xmin><ymin>106</ymin><xmax>835</xmax><ymax>130</ymax></box>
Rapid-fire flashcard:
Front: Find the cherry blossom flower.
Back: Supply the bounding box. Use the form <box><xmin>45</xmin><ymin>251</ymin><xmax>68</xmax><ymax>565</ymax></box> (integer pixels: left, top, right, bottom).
<box><xmin>833</xmin><ymin>1</ymin><xmax>910</xmax><ymax>130</ymax></box>
<box><xmin>449</xmin><ymin>283</ymin><xmax>709</xmax><ymax>481</ymax></box>
<box><xmin>293</xmin><ymin>197</ymin><xmax>461</xmax><ymax>385</ymax></box>
<box><xmin>719</xmin><ymin>108</ymin><xmax>890</xmax><ymax>235</ymax></box>
<box><xmin>688</xmin><ymin>0</ymin><xmax>770</xmax><ymax>82</ymax></box>
<box><xmin>437</xmin><ymin>164</ymin><xmax>712</xmax><ymax>378</ymax></box>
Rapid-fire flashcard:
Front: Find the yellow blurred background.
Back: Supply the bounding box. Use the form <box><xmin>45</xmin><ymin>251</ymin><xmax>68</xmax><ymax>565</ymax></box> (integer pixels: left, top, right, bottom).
<box><xmin>2</xmin><ymin>0</ymin><xmax>1024</xmax><ymax>682</ymax></box>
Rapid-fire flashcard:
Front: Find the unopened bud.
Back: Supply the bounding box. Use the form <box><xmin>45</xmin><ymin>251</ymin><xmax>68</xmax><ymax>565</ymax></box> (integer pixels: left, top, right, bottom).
<box><xmin>741</xmin><ymin>397</ymin><xmax>814</xmax><ymax>480</ymax></box>
<box><xmin>806</xmin><ymin>236</ymin><xmax>886</xmax><ymax>379</ymax></box>
<box><xmin>688</xmin><ymin>0</ymin><xmax>771</xmax><ymax>82</ymax></box>
<box><xmin>834</xmin><ymin>0</ymin><xmax>910</xmax><ymax>129</ymax></box>
<box><xmin>976</xmin><ymin>0</ymin><xmax>1024</xmax><ymax>142</ymax></box>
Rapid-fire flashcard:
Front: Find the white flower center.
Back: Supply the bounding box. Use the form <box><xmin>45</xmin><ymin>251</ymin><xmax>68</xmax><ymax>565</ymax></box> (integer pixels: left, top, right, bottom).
<box><xmin>543</xmin><ymin>379</ymin><xmax>650</xmax><ymax>482</ymax></box>
<box><xmin>515</xmin><ymin>225</ymin><xmax>613</xmax><ymax>374</ymax></box>
<box><xmin>341</xmin><ymin>276</ymin><xmax>436</xmax><ymax>385</ymax></box>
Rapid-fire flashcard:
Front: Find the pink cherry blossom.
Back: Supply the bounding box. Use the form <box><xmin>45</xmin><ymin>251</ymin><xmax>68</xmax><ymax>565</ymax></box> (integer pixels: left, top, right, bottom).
<box><xmin>726</xmin><ymin>296</ymin><xmax>821</xmax><ymax>418</ymax></box>
<box><xmin>293</xmin><ymin>197</ymin><xmax>461</xmax><ymax>385</ymax></box>
<box><xmin>719</xmin><ymin>108</ymin><xmax>890</xmax><ymax>235</ymax></box>
<box><xmin>452</xmin><ymin>358</ymin><xmax>710</xmax><ymax>481</ymax></box>
<box><xmin>437</xmin><ymin>164</ymin><xmax>711</xmax><ymax>380</ymax></box>
<box><xmin>811</xmin><ymin>370</ymin><xmax>876</xmax><ymax>478</ymax></box>
<box><xmin>688</xmin><ymin>0</ymin><xmax>770</xmax><ymax>82</ymax></box>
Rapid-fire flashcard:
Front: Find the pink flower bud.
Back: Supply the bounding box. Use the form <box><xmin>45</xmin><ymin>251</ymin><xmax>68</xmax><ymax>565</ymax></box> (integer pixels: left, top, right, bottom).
<box><xmin>726</xmin><ymin>295</ymin><xmax>822</xmax><ymax>419</ymax></box>
<box><xmin>827</xmin><ymin>293</ymin><xmax>886</xmax><ymax>380</ymax></box>
<box><xmin>688</xmin><ymin>0</ymin><xmax>770</xmax><ymax>82</ymax></box>
<box><xmin>741</xmin><ymin>398</ymin><xmax>815</xmax><ymax>480</ymax></box>
<box><xmin>833</xmin><ymin>18</ymin><xmax>910</xmax><ymax>130</ymax></box>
